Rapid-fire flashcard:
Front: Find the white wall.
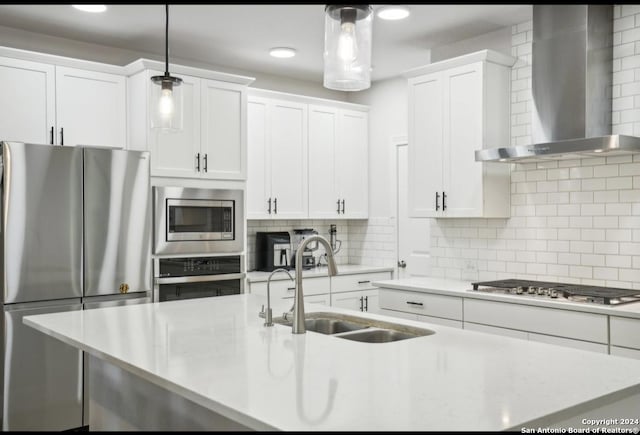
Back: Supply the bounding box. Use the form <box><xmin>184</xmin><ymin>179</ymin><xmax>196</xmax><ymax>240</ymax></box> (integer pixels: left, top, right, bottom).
<box><xmin>430</xmin><ymin>26</ymin><xmax>512</xmax><ymax>63</ymax></box>
<box><xmin>0</xmin><ymin>24</ymin><xmax>347</xmax><ymax>100</ymax></box>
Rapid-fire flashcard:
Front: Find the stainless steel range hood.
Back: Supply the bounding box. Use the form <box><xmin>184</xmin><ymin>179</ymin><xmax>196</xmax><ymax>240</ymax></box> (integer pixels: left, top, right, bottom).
<box><xmin>475</xmin><ymin>5</ymin><xmax>640</xmax><ymax>162</ymax></box>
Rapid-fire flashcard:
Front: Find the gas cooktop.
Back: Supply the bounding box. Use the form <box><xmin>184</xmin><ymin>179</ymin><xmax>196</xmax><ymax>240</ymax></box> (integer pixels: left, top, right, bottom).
<box><xmin>470</xmin><ymin>279</ymin><xmax>640</xmax><ymax>305</ymax></box>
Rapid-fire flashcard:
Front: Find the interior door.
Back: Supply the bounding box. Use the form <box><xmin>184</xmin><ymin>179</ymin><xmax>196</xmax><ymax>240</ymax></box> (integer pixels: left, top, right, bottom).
<box><xmin>337</xmin><ymin>109</ymin><xmax>368</xmax><ymax>218</ymax></box>
<box><xmin>0</xmin><ymin>57</ymin><xmax>55</xmax><ymax>144</ymax></box>
<box><xmin>246</xmin><ymin>97</ymin><xmax>271</xmax><ymax>219</ymax></box>
<box><xmin>408</xmin><ymin>72</ymin><xmax>443</xmax><ymax>217</ymax></box>
<box><xmin>397</xmin><ymin>144</ymin><xmax>431</xmax><ymax>279</ymax></box>
<box><xmin>308</xmin><ymin>105</ymin><xmax>339</xmax><ymax>218</ymax></box>
<box><xmin>2</xmin><ymin>300</ymin><xmax>83</xmax><ymax>431</ymax></box>
<box><xmin>83</xmin><ymin>148</ymin><xmax>151</xmax><ymax>297</ymax></box>
<box><xmin>269</xmin><ymin>100</ymin><xmax>308</xmax><ymax>219</ymax></box>
<box><xmin>150</xmin><ymin>71</ymin><xmax>201</xmax><ymax>177</ymax></box>
<box><xmin>55</xmin><ymin>66</ymin><xmax>126</xmax><ymax>148</ymax></box>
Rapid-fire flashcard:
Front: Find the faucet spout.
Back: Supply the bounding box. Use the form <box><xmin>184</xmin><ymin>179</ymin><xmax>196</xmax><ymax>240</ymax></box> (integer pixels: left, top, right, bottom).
<box><xmin>292</xmin><ymin>235</ymin><xmax>338</xmax><ymax>334</ymax></box>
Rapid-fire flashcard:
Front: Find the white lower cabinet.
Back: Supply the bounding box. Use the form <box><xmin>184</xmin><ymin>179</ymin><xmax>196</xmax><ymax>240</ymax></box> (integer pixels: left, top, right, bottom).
<box><xmin>332</xmin><ymin>289</ymin><xmax>379</xmax><ymax>313</ymax></box>
<box><xmin>378</xmin><ymin>289</ymin><xmax>463</xmax><ymax>320</ymax></box>
<box><xmin>610</xmin><ymin>346</ymin><xmax>640</xmax><ymax>359</ymax></box>
<box><xmin>464</xmin><ymin>322</ymin><xmax>528</xmax><ymax>339</ymax></box>
<box><xmin>285</xmin><ymin>293</ymin><xmax>330</xmax><ymax>307</ymax></box>
<box><xmin>609</xmin><ymin>316</ymin><xmax>640</xmax><ymax>359</ymax></box>
<box><xmin>527</xmin><ymin>332</ymin><xmax>608</xmax><ymax>354</ymax></box>
<box><xmin>380</xmin><ymin>309</ymin><xmax>462</xmax><ymax>329</ymax></box>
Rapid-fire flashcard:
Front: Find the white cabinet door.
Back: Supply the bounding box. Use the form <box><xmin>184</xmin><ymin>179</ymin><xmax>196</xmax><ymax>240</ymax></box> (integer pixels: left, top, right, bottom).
<box><xmin>200</xmin><ymin>79</ymin><xmax>245</xmax><ymax>180</ymax></box>
<box><xmin>408</xmin><ymin>72</ymin><xmax>443</xmax><ymax>217</ymax></box>
<box><xmin>442</xmin><ymin>62</ymin><xmax>483</xmax><ymax>217</ymax></box>
<box><xmin>269</xmin><ymin>100</ymin><xmax>308</xmax><ymax>219</ymax></box>
<box><xmin>247</xmin><ymin>97</ymin><xmax>271</xmax><ymax>219</ymax></box>
<box><xmin>336</xmin><ymin>109</ymin><xmax>368</xmax><ymax>218</ymax></box>
<box><xmin>150</xmin><ymin>72</ymin><xmax>201</xmax><ymax>177</ymax></box>
<box><xmin>304</xmin><ymin>294</ymin><xmax>331</xmax><ymax>306</ymax></box>
<box><xmin>308</xmin><ymin>105</ymin><xmax>339</xmax><ymax>218</ymax></box>
<box><xmin>55</xmin><ymin>66</ymin><xmax>126</xmax><ymax>148</ymax></box>
<box><xmin>332</xmin><ymin>291</ymin><xmax>365</xmax><ymax>312</ymax></box>
<box><xmin>0</xmin><ymin>57</ymin><xmax>55</xmax><ymax>144</ymax></box>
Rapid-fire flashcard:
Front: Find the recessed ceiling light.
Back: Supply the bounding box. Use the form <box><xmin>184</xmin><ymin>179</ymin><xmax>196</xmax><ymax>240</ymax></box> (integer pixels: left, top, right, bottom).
<box><xmin>72</xmin><ymin>5</ymin><xmax>107</xmax><ymax>13</ymax></box>
<box><xmin>376</xmin><ymin>6</ymin><xmax>410</xmax><ymax>21</ymax></box>
<box><xmin>269</xmin><ymin>47</ymin><xmax>296</xmax><ymax>58</ymax></box>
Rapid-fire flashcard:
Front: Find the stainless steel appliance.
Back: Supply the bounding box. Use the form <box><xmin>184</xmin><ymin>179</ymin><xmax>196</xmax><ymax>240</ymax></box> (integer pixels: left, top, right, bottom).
<box><xmin>470</xmin><ymin>279</ymin><xmax>640</xmax><ymax>305</ymax></box>
<box><xmin>290</xmin><ymin>229</ymin><xmax>318</xmax><ymax>269</ymax></box>
<box><xmin>0</xmin><ymin>142</ymin><xmax>151</xmax><ymax>431</ymax></box>
<box><xmin>476</xmin><ymin>5</ymin><xmax>640</xmax><ymax>162</ymax></box>
<box><xmin>153</xmin><ymin>186</ymin><xmax>243</xmax><ymax>255</ymax></box>
<box><xmin>255</xmin><ymin>232</ymin><xmax>292</xmax><ymax>272</ymax></box>
<box><xmin>153</xmin><ymin>255</ymin><xmax>244</xmax><ymax>302</ymax></box>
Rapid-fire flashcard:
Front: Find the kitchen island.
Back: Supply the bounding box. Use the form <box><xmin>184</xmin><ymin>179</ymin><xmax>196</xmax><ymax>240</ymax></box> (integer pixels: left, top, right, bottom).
<box><xmin>24</xmin><ymin>294</ymin><xmax>640</xmax><ymax>431</ymax></box>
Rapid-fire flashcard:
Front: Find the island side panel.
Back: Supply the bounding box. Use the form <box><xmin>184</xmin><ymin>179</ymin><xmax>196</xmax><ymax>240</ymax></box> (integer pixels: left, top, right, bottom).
<box><xmin>88</xmin><ymin>355</ymin><xmax>250</xmax><ymax>431</ymax></box>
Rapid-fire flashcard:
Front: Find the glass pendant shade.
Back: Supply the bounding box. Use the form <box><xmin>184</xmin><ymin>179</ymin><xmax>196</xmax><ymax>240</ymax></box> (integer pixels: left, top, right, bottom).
<box><xmin>150</xmin><ymin>4</ymin><xmax>184</xmax><ymax>132</ymax></box>
<box><xmin>150</xmin><ymin>74</ymin><xmax>183</xmax><ymax>131</ymax></box>
<box><xmin>323</xmin><ymin>5</ymin><xmax>373</xmax><ymax>91</ymax></box>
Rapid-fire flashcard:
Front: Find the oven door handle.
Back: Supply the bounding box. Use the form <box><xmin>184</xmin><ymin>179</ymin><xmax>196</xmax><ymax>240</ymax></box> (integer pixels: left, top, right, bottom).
<box><xmin>154</xmin><ymin>273</ymin><xmax>246</xmax><ymax>285</ymax></box>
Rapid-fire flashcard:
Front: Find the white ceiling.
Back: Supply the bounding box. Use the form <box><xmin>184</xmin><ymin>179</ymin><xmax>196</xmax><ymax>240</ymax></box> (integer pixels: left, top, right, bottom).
<box><xmin>0</xmin><ymin>4</ymin><xmax>532</xmax><ymax>83</ymax></box>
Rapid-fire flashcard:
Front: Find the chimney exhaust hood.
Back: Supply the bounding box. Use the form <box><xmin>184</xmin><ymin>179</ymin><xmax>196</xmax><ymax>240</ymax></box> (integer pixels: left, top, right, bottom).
<box><xmin>475</xmin><ymin>5</ymin><xmax>640</xmax><ymax>163</ymax></box>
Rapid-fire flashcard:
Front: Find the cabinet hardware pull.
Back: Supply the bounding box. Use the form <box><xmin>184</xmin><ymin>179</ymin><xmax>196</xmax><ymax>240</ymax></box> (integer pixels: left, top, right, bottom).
<box><xmin>341</xmin><ymin>199</ymin><xmax>345</xmax><ymax>214</ymax></box>
<box><xmin>274</xmin><ymin>198</ymin><xmax>277</xmax><ymax>214</ymax></box>
<box><xmin>50</xmin><ymin>126</ymin><xmax>54</xmax><ymax>145</ymax></box>
<box><xmin>337</xmin><ymin>199</ymin><xmax>341</xmax><ymax>214</ymax></box>
<box><xmin>359</xmin><ymin>296</ymin><xmax>363</xmax><ymax>311</ymax></box>
<box><xmin>204</xmin><ymin>153</ymin><xmax>208</xmax><ymax>173</ymax></box>
<box><xmin>287</xmin><ymin>287</ymin><xmax>295</xmax><ymax>291</ymax></box>
<box><xmin>195</xmin><ymin>153</ymin><xmax>200</xmax><ymax>172</ymax></box>
<box><xmin>398</xmin><ymin>260</ymin><xmax>407</xmax><ymax>268</ymax></box>
<box><xmin>442</xmin><ymin>191</ymin><xmax>447</xmax><ymax>211</ymax></box>
<box><xmin>406</xmin><ymin>301</ymin><xmax>423</xmax><ymax>306</ymax></box>
<box><xmin>435</xmin><ymin>192</ymin><xmax>440</xmax><ymax>211</ymax></box>
<box><xmin>357</xmin><ymin>280</ymin><xmax>370</xmax><ymax>284</ymax></box>
<box><xmin>60</xmin><ymin>127</ymin><xmax>64</xmax><ymax>146</ymax></box>
<box><xmin>364</xmin><ymin>296</ymin><xmax>368</xmax><ymax>312</ymax></box>
<box><xmin>267</xmin><ymin>198</ymin><xmax>272</xmax><ymax>214</ymax></box>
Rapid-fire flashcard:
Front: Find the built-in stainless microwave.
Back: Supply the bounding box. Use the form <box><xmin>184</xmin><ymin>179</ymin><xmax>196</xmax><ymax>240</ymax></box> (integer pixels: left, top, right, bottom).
<box><xmin>153</xmin><ymin>186</ymin><xmax>244</xmax><ymax>255</ymax></box>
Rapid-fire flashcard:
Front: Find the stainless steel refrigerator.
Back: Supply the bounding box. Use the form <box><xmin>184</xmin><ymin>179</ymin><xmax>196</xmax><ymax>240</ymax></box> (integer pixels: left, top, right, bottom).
<box><xmin>0</xmin><ymin>142</ymin><xmax>152</xmax><ymax>430</ymax></box>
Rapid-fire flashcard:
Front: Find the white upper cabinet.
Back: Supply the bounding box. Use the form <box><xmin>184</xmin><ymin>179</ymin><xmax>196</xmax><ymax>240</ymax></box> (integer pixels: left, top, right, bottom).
<box><xmin>55</xmin><ymin>66</ymin><xmax>126</xmax><ymax>148</ymax></box>
<box><xmin>0</xmin><ymin>57</ymin><xmax>55</xmax><ymax>144</ymax></box>
<box><xmin>248</xmin><ymin>90</ymin><xmax>369</xmax><ymax>220</ymax></box>
<box><xmin>405</xmin><ymin>50</ymin><xmax>515</xmax><ymax>218</ymax></box>
<box><xmin>0</xmin><ymin>57</ymin><xmax>124</xmax><ymax>148</ymax></box>
<box><xmin>247</xmin><ymin>96</ymin><xmax>308</xmax><ymax>219</ymax></box>
<box><xmin>126</xmin><ymin>61</ymin><xmax>253</xmax><ymax>179</ymax></box>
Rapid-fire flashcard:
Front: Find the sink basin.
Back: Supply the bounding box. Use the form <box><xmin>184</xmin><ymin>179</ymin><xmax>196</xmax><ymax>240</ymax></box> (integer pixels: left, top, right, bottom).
<box><xmin>273</xmin><ymin>311</ymin><xmax>435</xmax><ymax>343</ymax></box>
<box><xmin>335</xmin><ymin>327</ymin><xmax>433</xmax><ymax>343</ymax></box>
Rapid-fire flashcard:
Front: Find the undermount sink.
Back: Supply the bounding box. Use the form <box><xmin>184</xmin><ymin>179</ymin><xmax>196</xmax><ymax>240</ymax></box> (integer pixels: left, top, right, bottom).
<box><xmin>273</xmin><ymin>311</ymin><xmax>435</xmax><ymax>343</ymax></box>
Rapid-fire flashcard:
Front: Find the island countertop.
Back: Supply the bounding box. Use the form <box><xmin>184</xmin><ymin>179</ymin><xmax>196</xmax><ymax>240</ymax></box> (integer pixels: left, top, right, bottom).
<box><xmin>24</xmin><ymin>294</ymin><xmax>640</xmax><ymax>431</ymax></box>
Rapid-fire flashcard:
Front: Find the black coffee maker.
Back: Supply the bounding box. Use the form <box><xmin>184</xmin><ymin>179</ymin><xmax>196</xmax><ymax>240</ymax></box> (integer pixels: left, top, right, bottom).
<box><xmin>289</xmin><ymin>229</ymin><xmax>318</xmax><ymax>269</ymax></box>
<box><xmin>255</xmin><ymin>232</ymin><xmax>292</xmax><ymax>272</ymax></box>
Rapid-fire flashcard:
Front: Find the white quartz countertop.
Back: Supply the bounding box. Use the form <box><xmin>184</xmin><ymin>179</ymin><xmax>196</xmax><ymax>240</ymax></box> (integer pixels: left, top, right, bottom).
<box><xmin>373</xmin><ymin>277</ymin><xmax>640</xmax><ymax>320</ymax></box>
<box><xmin>246</xmin><ymin>264</ymin><xmax>393</xmax><ymax>283</ymax></box>
<box><xmin>24</xmin><ymin>294</ymin><xmax>640</xmax><ymax>431</ymax></box>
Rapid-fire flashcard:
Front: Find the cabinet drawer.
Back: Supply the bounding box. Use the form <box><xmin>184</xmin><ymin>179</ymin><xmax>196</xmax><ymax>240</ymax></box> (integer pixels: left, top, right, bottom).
<box><xmin>528</xmin><ymin>332</ymin><xmax>608</xmax><ymax>354</ymax></box>
<box><xmin>331</xmin><ymin>272</ymin><xmax>391</xmax><ymax>293</ymax></box>
<box><xmin>464</xmin><ymin>299</ymin><xmax>608</xmax><ymax>344</ymax></box>
<box><xmin>378</xmin><ymin>289</ymin><xmax>462</xmax><ymax>320</ymax></box>
<box><xmin>464</xmin><ymin>322</ymin><xmax>528</xmax><ymax>340</ymax></box>
<box><xmin>610</xmin><ymin>316</ymin><xmax>640</xmax><ymax>350</ymax></box>
<box><xmin>379</xmin><ymin>308</ymin><xmax>463</xmax><ymax>329</ymax></box>
<box><xmin>249</xmin><ymin>277</ymin><xmax>329</xmax><ymax>299</ymax></box>
<box><xmin>610</xmin><ymin>345</ymin><xmax>640</xmax><ymax>360</ymax></box>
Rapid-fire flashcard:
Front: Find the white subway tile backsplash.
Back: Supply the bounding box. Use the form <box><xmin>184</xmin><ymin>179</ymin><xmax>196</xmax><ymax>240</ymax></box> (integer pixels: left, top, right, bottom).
<box><xmin>581</xmin><ymin>178</ymin><xmax>606</xmax><ymax>191</ymax></box>
<box><xmin>594</xmin><ymin>241</ymin><xmax>620</xmax><ymax>254</ymax></box>
<box><xmin>570</xmin><ymin>241</ymin><xmax>594</xmax><ymax>254</ymax></box>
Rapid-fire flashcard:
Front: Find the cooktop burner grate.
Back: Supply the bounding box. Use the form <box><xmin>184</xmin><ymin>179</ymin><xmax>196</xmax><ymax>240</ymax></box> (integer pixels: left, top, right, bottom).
<box><xmin>471</xmin><ymin>279</ymin><xmax>640</xmax><ymax>305</ymax></box>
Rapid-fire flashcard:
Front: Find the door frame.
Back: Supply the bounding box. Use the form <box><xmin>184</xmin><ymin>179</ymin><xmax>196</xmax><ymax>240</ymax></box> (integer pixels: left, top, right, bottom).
<box><xmin>389</xmin><ymin>135</ymin><xmax>408</xmax><ymax>278</ymax></box>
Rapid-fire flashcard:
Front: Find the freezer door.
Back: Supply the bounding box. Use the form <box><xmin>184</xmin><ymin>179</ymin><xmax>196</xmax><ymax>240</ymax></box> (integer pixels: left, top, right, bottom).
<box><xmin>83</xmin><ymin>148</ymin><xmax>151</xmax><ymax>296</ymax></box>
<box><xmin>81</xmin><ymin>292</ymin><xmax>151</xmax><ymax>426</ymax></box>
<box><xmin>1</xmin><ymin>142</ymin><xmax>83</xmax><ymax>304</ymax></box>
<box><xmin>2</xmin><ymin>300</ymin><xmax>83</xmax><ymax>431</ymax></box>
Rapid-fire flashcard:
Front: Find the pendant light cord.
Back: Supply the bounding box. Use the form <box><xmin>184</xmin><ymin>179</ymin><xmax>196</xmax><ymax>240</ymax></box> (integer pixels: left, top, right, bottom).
<box><xmin>165</xmin><ymin>3</ymin><xmax>169</xmax><ymax>76</ymax></box>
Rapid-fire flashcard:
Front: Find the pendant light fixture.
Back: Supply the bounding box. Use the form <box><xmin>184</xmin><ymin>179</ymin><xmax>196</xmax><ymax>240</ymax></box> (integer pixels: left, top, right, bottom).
<box><xmin>150</xmin><ymin>4</ymin><xmax>183</xmax><ymax>132</ymax></box>
<box><xmin>323</xmin><ymin>5</ymin><xmax>373</xmax><ymax>91</ymax></box>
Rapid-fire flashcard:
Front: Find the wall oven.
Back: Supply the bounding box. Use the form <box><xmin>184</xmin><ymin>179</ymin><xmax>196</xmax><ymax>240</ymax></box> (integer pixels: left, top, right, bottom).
<box><xmin>153</xmin><ymin>186</ymin><xmax>244</xmax><ymax>255</ymax></box>
<box><xmin>153</xmin><ymin>255</ymin><xmax>245</xmax><ymax>302</ymax></box>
